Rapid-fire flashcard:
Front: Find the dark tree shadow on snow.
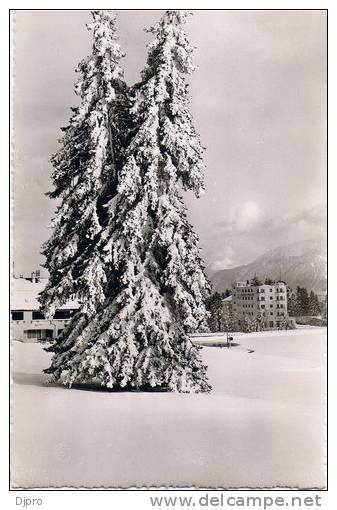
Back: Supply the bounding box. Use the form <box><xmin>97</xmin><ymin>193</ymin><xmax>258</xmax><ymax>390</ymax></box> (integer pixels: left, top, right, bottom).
<box><xmin>197</xmin><ymin>342</ymin><xmax>240</xmax><ymax>348</ymax></box>
<box><xmin>12</xmin><ymin>371</ymin><xmax>171</xmax><ymax>393</ymax></box>
<box><xmin>12</xmin><ymin>372</ymin><xmax>47</xmax><ymax>388</ymax></box>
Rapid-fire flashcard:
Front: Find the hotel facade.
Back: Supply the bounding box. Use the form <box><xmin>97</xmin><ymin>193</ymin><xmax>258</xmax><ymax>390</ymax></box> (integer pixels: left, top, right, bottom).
<box><xmin>231</xmin><ymin>280</ymin><xmax>288</xmax><ymax>329</ymax></box>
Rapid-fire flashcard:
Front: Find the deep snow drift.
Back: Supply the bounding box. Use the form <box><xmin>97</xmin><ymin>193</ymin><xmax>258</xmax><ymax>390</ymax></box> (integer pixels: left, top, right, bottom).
<box><xmin>11</xmin><ymin>328</ymin><xmax>326</xmax><ymax>488</ymax></box>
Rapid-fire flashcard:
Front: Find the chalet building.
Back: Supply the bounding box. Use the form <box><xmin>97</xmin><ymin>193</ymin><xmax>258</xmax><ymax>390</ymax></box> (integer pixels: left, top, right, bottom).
<box><xmin>11</xmin><ymin>273</ymin><xmax>79</xmax><ymax>342</ymax></box>
<box><xmin>231</xmin><ymin>280</ymin><xmax>288</xmax><ymax>329</ymax></box>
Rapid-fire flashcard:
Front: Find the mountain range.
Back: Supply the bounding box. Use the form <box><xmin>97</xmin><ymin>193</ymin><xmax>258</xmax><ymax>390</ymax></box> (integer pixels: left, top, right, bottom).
<box><xmin>209</xmin><ymin>239</ymin><xmax>327</xmax><ymax>294</ymax></box>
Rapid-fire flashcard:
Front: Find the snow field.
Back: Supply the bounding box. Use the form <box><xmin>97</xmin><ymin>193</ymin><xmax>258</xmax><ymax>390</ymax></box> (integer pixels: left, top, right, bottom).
<box><xmin>11</xmin><ymin>329</ymin><xmax>326</xmax><ymax>488</ymax></box>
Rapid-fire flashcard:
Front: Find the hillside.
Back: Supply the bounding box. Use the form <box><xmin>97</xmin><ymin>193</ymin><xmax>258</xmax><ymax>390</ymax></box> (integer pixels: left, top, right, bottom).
<box><xmin>210</xmin><ymin>240</ymin><xmax>327</xmax><ymax>294</ymax></box>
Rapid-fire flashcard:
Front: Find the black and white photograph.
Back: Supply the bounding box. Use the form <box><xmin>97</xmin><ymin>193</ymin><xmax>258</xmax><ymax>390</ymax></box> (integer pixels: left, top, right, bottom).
<box><xmin>10</xmin><ymin>8</ymin><xmax>327</xmax><ymax>491</ymax></box>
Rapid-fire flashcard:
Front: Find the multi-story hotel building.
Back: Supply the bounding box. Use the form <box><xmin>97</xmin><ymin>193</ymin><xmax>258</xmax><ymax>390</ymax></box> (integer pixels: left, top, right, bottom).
<box><xmin>231</xmin><ymin>280</ymin><xmax>288</xmax><ymax>329</ymax></box>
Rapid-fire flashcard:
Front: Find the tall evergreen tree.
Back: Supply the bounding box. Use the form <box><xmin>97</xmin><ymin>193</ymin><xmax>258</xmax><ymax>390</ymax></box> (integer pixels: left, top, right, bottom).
<box><xmin>223</xmin><ymin>288</ymin><xmax>231</xmax><ymax>298</ymax></box>
<box><xmin>222</xmin><ymin>307</ymin><xmax>237</xmax><ymax>333</ymax></box>
<box><xmin>206</xmin><ymin>292</ymin><xmax>223</xmax><ymax>332</ymax></box>
<box><xmin>39</xmin><ymin>11</ymin><xmax>126</xmax><ymax>368</ymax></box>
<box><xmin>96</xmin><ymin>9</ymin><xmax>211</xmax><ymax>392</ymax></box>
<box><xmin>297</xmin><ymin>286</ymin><xmax>310</xmax><ymax>315</ymax></box>
<box><xmin>41</xmin><ymin>10</ymin><xmax>211</xmax><ymax>393</ymax></box>
<box><xmin>287</xmin><ymin>290</ymin><xmax>297</xmax><ymax>316</ymax></box>
<box><xmin>309</xmin><ymin>290</ymin><xmax>320</xmax><ymax>316</ymax></box>
<box><xmin>40</xmin><ymin>10</ymin><xmax>126</xmax><ymax>318</ymax></box>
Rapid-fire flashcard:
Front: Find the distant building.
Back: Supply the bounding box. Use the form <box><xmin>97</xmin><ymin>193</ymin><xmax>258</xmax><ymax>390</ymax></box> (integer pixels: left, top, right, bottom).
<box><xmin>231</xmin><ymin>280</ymin><xmax>288</xmax><ymax>329</ymax></box>
<box><xmin>11</xmin><ymin>274</ymin><xmax>79</xmax><ymax>342</ymax></box>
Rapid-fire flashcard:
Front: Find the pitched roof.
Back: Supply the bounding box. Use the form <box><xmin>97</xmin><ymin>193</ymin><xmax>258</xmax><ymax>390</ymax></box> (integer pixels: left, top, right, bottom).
<box><xmin>11</xmin><ymin>278</ymin><xmax>79</xmax><ymax>310</ymax></box>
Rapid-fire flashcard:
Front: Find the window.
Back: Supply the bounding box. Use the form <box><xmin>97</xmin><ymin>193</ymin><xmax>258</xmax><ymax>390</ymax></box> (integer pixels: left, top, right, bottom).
<box><xmin>270</xmin><ymin>289</ymin><xmax>273</xmax><ymax>292</ymax></box>
<box><xmin>270</xmin><ymin>304</ymin><xmax>273</xmax><ymax>308</ymax></box>
<box><xmin>261</xmin><ymin>296</ymin><xmax>265</xmax><ymax>301</ymax></box>
<box><xmin>261</xmin><ymin>305</ymin><xmax>265</xmax><ymax>309</ymax></box>
<box><xmin>270</xmin><ymin>297</ymin><xmax>273</xmax><ymax>300</ymax></box>
<box><xmin>27</xmin><ymin>330</ymin><xmax>37</xmax><ymax>340</ymax></box>
<box><xmin>57</xmin><ymin>329</ymin><xmax>64</xmax><ymax>337</ymax></box>
<box><xmin>11</xmin><ymin>311</ymin><xmax>23</xmax><ymax>321</ymax></box>
<box><xmin>54</xmin><ymin>310</ymin><xmax>73</xmax><ymax>320</ymax></box>
<box><xmin>269</xmin><ymin>321</ymin><xmax>274</xmax><ymax>327</ymax></box>
<box><xmin>32</xmin><ymin>311</ymin><xmax>45</xmax><ymax>320</ymax></box>
<box><xmin>270</xmin><ymin>312</ymin><xmax>273</xmax><ymax>315</ymax></box>
<box><xmin>25</xmin><ymin>329</ymin><xmax>53</xmax><ymax>340</ymax></box>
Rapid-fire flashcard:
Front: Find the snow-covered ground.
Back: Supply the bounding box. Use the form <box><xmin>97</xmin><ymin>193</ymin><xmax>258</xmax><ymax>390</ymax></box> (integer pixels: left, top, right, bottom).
<box><xmin>11</xmin><ymin>328</ymin><xmax>326</xmax><ymax>489</ymax></box>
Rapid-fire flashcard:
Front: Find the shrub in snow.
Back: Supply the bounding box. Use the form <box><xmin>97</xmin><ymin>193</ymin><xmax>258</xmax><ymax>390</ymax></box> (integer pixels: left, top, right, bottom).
<box><xmin>278</xmin><ymin>317</ymin><xmax>296</xmax><ymax>330</ymax></box>
<box><xmin>242</xmin><ymin>315</ymin><xmax>258</xmax><ymax>333</ymax></box>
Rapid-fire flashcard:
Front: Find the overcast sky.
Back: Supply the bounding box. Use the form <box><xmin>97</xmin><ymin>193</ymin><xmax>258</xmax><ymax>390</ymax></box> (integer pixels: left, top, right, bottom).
<box><xmin>12</xmin><ymin>9</ymin><xmax>327</xmax><ymax>276</ymax></box>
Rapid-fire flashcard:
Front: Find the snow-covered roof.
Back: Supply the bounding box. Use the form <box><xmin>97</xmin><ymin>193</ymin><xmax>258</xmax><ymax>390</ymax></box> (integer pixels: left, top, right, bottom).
<box><xmin>11</xmin><ymin>278</ymin><xmax>79</xmax><ymax>310</ymax></box>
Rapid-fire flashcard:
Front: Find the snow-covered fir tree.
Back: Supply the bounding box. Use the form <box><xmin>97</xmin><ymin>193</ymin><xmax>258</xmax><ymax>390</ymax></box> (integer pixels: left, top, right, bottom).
<box><xmin>40</xmin><ymin>10</ymin><xmax>126</xmax><ymax>318</ymax></box>
<box><xmin>39</xmin><ymin>11</ymin><xmax>126</xmax><ymax>349</ymax></box>
<box><xmin>41</xmin><ymin>10</ymin><xmax>211</xmax><ymax>393</ymax></box>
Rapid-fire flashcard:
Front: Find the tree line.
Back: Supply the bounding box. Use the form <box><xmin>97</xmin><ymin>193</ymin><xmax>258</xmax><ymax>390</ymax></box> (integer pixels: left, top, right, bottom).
<box><xmin>288</xmin><ymin>286</ymin><xmax>325</xmax><ymax>318</ymax></box>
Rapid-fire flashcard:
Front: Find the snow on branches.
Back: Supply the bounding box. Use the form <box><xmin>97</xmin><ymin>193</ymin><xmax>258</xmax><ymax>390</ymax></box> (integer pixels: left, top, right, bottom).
<box><xmin>39</xmin><ymin>10</ymin><xmax>126</xmax><ymax>318</ymax></box>
<box><xmin>40</xmin><ymin>10</ymin><xmax>211</xmax><ymax>393</ymax></box>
